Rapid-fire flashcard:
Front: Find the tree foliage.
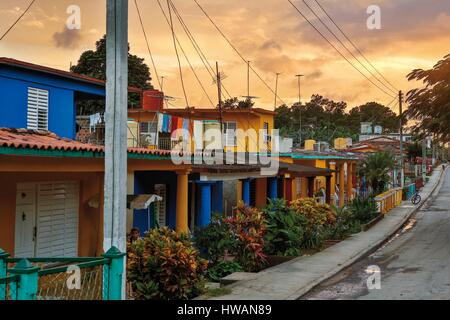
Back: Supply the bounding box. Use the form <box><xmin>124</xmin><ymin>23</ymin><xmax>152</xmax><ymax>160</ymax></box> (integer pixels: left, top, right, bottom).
<box><xmin>406</xmin><ymin>54</ymin><xmax>450</xmax><ymax>142</ymax></box>
<box><xmin>357</xmin><ymin>152</ymin><xmax>396</xmax><ymax>195</ymax></box>
<box><xmin>274</xmin><ymin>95</ymin><xmax>399</xmax><ymax>146</ymax></box>
<box><xmin>71</xmin><ymin>35</ymin><xmax>153</xmax><ymax>114</ymax></box>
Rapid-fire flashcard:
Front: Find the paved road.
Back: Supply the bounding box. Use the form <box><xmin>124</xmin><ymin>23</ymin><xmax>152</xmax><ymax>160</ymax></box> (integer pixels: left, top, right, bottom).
<box><xmin>303</xmin><ymin>169</ymin><xmax>450</xmax><ymax>300</ymax></box>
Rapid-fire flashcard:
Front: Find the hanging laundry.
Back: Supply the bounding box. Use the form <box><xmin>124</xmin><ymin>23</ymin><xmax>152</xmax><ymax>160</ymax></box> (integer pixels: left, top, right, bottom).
<box><xmin>162</xmin><ymin>114</ymin><xmax>170</xmax><ymax>133</ymax></box>
<box><xmin>171</xmin><ymin>116</ymin><xmax>179</xmax><ymax>133</ymax></box>
<box><xmin>157</xmin><ymin>113</ymin><xmax>164</xmax><ymax>133</ymax></box>
<box><xmin>89</xmin><ymin>113</ymin><xmax>102</xmax><ymax>133</ymax></box>
<box><xmin>177</xmin><ymin>117</ymin><xmax>183</xmax><ymax>130</ymax></box>
<box><xmin>193</xmin><ymin>120</ymin><xmax>204</xmax><ymax>150</ymax></box>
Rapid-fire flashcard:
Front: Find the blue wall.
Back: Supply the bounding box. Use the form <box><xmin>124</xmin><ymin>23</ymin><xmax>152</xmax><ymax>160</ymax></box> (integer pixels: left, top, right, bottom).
<box><xmin>133</xmin><ymin>171</ymin><xmax>178</xmax><ymax>233</ymax></box>
<box><xmin>0</xmin><ymin>65</ymin><xmax>105</xmax><ymax>139</ymax></box>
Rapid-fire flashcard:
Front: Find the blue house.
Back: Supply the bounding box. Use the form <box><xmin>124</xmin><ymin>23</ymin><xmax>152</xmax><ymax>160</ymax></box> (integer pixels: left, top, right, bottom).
<box><xmin>0</xmin><ymin>58</ymin><xmax>107</xmax><ymax>139</ymax></box>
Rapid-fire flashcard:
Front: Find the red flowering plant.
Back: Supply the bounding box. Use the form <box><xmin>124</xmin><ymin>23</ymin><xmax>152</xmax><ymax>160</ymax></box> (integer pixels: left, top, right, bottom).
<box><xmin>224</xmin><ymin>206</ymin><xmax>267</xmax><ymax>272</ymax></box>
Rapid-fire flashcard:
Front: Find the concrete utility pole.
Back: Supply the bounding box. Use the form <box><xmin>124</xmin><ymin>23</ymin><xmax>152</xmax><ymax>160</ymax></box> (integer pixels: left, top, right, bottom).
<box><xmin>295</xmin><ymin>74</ymin><xmax>304</xmax><ymax>148</ymax></box>
<box><xmin>216</xmin><ymin>61</ymin><xmax>223</xmax><ymax>135</ymax></box>
<box><xmin>422</xmin><ymin>136</ymin><xmax>427</xmax><ymax>182</ymax></box>
<box><xmin>274</xmin><ymin>72</ymin><xmax>281</xmax><ymax>110</ymax></box>
<box><xmin>399</xmin><ymin>91</ymin><xmax>404</xmax><ymax>188</ymax></box>
<box><xmin>104</xmin><ymin>0</ymin><xmax>128</xmax><ymax>256</ymax></box>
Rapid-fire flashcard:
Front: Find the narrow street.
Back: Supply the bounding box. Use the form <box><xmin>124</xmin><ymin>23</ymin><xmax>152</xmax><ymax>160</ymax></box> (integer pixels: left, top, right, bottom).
<box><xmin>303</xmin><ymin>168</ymin><xmax>450</xmax><ymax>300</ymax></box>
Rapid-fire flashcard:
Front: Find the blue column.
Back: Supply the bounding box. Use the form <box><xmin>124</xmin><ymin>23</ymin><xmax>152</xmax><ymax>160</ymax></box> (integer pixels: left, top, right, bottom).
<box><xmin>268</xmin><ymin>177</ymin><xmax>278</xmax><ymax>200</ymax></box>
<box><xmin>197</xmin><ymin>181</ymin><xmax>213</xmax><ymax>227</ymax></box>
<box><xmin>242</xmin><ymin>179</ymin><xmax>251</xmax><ymax>206</ymax></box>
<box><xmin>211</xmin><ymin>181</ymin><xmax>223</xmax><ymax>214</ymax></box>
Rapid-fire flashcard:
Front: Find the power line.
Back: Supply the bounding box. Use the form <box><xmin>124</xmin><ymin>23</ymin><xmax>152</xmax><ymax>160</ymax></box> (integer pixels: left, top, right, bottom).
<box><xmin>312</xmin><ymin>0</ymin><xmax>399</xmax><ymax>93</ymax></box>
<box><xmin>302</xmin><ymin>0</ymin><xmax>397</xmax><ymax>96</ymax></box>
<box><xmin>193</xmin><ymin>0</ymin><xmax>288</xmax><ymax>105</ymax></box>
<box><xmin>287</xmin><ymin>0</ymin><xmax>396</xmax><ymax>99</ymax></box>
<box><xmin>165</xmin><ymin>0</ymin><xmax>190</xmax><ymax>107</ymax></box>
<box><xmin>156</xmin><ymin>0</ymin><xmax>215</xmax><ymax>107</ymax></box>
<box><xmin>167</xmin><ymin>0</ymin><xmax>232</xmax><ymax>100</ymax></box>
<box><xmin>0</xmin><ymin>0</ymin><xmax>36</xmax><ymax>41</ymax></box>
<box><xmin>133</xmin><ymin>0</ymin><xmax>162</xmax><ymax>90</ymax></box>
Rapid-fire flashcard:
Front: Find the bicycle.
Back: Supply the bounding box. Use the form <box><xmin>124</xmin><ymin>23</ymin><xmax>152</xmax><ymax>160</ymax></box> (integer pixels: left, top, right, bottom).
<box><xmin>411</xmin><ymin>192</ymin><xmax>421</xmax><ymax>205</ymax></box>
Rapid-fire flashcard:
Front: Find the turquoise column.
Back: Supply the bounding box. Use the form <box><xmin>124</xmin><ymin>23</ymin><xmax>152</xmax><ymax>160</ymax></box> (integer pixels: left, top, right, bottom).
<box><xmin>242</xmin><ymin>179</ymin><xmax>251</xmax><ymax>206</ymax></box>
<box><xmin>102</xmin><ymin>246</ymin><xmax>126</xmax><ymax>300</ymax></box>
<box><xmin>268</xmin><ymin>177</ymin><xmax>278</xmax><ymax>200</ymax></box>
<box><xmin>9</xmin><ymin>259</ymin><xmax>39</xmax><ymax>300</ymax></box>
<box><xmin>0</xmin><ymin>248</ymin><xmax>10</xmax><ymax>300</ymax></box>
<box><xmin>197</xmin><ymin>181</ymin><xmax>213</xmax><ymax>227</ymax></box>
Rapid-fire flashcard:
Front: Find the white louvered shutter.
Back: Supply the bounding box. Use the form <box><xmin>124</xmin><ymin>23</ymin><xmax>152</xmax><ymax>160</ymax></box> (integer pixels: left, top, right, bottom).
<box><xmin>154</xmin><ymin>184</ymin><xmax>167</xmax><ymax>227</ymax></box>
<box><xmin>35</xmin><ymin>182</ymin><xmax>79</xmax><ymax>257</ymax></box>
<box><xmin>27</xmin><ymin>87</ymin><xmax>49</xmax><ymax>130</ymax></box>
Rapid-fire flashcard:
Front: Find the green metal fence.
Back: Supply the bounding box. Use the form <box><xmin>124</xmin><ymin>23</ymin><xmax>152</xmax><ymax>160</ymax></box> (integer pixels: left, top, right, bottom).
<box><xmin>0</xmin><ymin>247</ymin><xmax>125</xmax><ymax>300</ymax></box>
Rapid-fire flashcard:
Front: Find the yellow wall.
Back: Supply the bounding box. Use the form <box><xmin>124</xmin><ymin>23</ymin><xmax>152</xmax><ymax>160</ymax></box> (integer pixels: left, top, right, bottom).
<box><xmin>128</xmin><ymin>109</ymin><xmax>275</xmax><ymax>153</ymax></box>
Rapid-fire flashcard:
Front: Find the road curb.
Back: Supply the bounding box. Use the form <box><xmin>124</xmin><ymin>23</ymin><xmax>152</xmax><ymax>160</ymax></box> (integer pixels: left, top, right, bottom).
<box><xmin>288</xmin><ymin>166</ymin><xmax>446</xmax><ymax>300</ymax></box>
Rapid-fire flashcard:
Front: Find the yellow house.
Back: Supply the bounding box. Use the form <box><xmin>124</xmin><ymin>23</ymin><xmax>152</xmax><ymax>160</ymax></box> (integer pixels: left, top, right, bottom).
<box><xmin>128</xmin><ymin>107</ymin><xmax>275</xmax><ymax>153</ymax></box>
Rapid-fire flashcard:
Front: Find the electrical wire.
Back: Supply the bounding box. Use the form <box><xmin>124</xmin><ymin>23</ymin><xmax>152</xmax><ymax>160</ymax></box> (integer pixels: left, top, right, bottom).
<box><xmin>157</xmin><ymin>0</ymin><xmax>215</xmax><ymax>107</ymax></box>
<box><xmin>0</xmin><ymin>0</ymin><xmax>36</xmax><ymax>41</ymax></box>
<box><xmin>312</xmin><ymin>0</ymin><xmax>399</xmax><ymax>93</ymax></box>
<box><xmin>134</xmin><ymin>0</ymin><xmax>162</xmax><ymax>90</ymax></box>
<box><xmin>168</xmin><ymin>0</ymin><xmax>232</xmax><ymax>100</ymax></box>
<box><xmin>193</xmin><ymin>0</ymin><xmax>288</xmax><ymax>105</ymax></box>
<box><xmin>287</xmin><ymin>0</ymin><xmax>396</xmax><ymax>99</ymax></box>
<box><xmin>165</xmin><ymin>0</ymin><xmax>190</xmax><ymax>108</ymax></box>
<box><xmin>302</xmin><ymin>0</ymin><xmax>397</xmax><ymax>96</ymax></box>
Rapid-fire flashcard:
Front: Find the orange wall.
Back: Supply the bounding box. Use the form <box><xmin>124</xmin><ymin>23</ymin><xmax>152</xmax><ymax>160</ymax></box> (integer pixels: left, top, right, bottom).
<box><xmin>0</xmin><ymin>172</ymin><xmax>104</xmax><ymax>257</ymax></box>
<box><xmin>255</xmin><ymin>178</ymin><xmax>267</xmax><ymax>208</ymax></box>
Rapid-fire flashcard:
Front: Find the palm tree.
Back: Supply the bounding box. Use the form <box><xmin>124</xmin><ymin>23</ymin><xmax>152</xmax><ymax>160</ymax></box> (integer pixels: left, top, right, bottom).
<box><xmin>358</xmin><ymin>152</ymin><xmax>395</xmax><ymax>195</ymax></box>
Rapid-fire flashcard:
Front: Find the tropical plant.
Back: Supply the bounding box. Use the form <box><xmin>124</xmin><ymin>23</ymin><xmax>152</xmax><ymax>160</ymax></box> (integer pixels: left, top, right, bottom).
<box><xmin>224</xmin><ymin>206</ymin><xmax>267</xmax><ymax>272</ymax></box>
<box><xmin>127</xmin><ymin>227</ymin><xmax>208</xmax><ymax>300</ymax></box>
<box><xmin>358</xmin><ymin>152</ymin><xmax>396</xmax><ymax>195</ymax></box>
<box><xmin>290</xmin><ymin>198</ymin><xmax>336</xmax><ymax>227</ymax></box>
<box><xmin>324</xmin><ymin>206</ymin><xmax>361</xmax><ymax>240</ymax></box>
<box><xmin>194</xmin><ymin>214</ymin><xmax>237</xmax><ymax>264</ymax></box>
<box><xmin>206</xmin><ymin>261</ymin><xmax>244</xmax><ymax>283</ymax></box>
<box><xmin>406</xmin><ymin>54</ymin><xmax>450</xmax><ymax>142</ymax></box>
<box><xmin>290</xmin><ymin>198</ymin><xmax>336</xmax><ymax>250</ymax></box>
<box><xmin>349</xmin><ymin>196</ymin><xmax>379</xmax><ymax>224</ymax></box>
<box><xmin>262</xmin><ymin>199</ymin><xmax>307</xmax><ymax>257</ymax></box>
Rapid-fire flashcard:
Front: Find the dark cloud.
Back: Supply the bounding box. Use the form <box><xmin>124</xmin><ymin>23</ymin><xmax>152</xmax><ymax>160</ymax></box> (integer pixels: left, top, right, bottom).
<box><xmin>52</xmin><ymin>28</ymin><xmax>82</xmax><ymax>49</ymax></box>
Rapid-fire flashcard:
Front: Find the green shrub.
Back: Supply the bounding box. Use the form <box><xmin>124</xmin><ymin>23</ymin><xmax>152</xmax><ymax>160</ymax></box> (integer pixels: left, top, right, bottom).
<box><xmin>324</xmin><ymin>206</ymin><xmax>361</xmax><ymax>240</ymax></box>
<box><xmin>206</xmin><ymin>261</ymin><xmax>244</xmax><ymax>282</ymax></box>
<box><xmin>127</xmin><ymin>227</ymin><xmax>208</xmax><ymax>300</ymax></box>
<box><xmin>194</xmin><ymin>214</ymin><xmax>237</xmax><ymax>264</ymax></box>
<box><xmin>349</xmin><ymin>196</ymin><xmax>379</xmax><ymax>224</ymax></box>
<box><xmin>262</xmin><ymin>199</ymin><xmax>307</xmax><ymax>257</ymax></box>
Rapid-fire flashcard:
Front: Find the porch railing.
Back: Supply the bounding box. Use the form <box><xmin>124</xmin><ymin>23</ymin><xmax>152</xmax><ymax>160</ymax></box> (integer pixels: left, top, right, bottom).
<box><xmin>0</xmin><ymin>247</ymin><xmax>125</xmax><ymax>300</ymax></box>
<box><xmin>374</xmin><ymin>188</ymin><xmax>403</xmax><ymax>215</ymax></box>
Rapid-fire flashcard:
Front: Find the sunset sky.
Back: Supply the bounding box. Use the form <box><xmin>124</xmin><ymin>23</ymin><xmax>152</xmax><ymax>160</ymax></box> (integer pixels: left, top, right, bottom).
<box><xmin>1</xmin><ymin>0</ymin><xmax>449</xmax><ymax>112</ymax></box>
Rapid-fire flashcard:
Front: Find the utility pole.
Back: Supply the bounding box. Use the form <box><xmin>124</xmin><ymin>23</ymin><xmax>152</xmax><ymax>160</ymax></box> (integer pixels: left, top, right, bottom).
<box><xmin>274</xmin><ymin>72</ymin><xmax>281</xmax><ymax>110</ymax></box>
<box><xmin>295</xmin><ymin>74</ymin><xmax>304</xmax><ymax>148</ymax></box>
<box><xmin>422</xmin><ymin>136</ymin><xmax>427</xmax><ymax>182</ymax></box>
<box><xmin>399</xmin><ymin>90</ymin><xmax>404</xmax><ymax>188</ymax></box>
<box><xmin>161</xmin><ymin>76</ymin><xmax>165</xmax><ymax>92</ymax></box>
<box><xmin>104</xmin><ymin>0</ymin><xmax>128</xmax><ymax>258</ymax></box>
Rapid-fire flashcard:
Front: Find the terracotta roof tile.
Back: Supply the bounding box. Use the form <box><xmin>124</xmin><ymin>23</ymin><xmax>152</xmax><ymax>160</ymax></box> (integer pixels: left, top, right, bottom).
<box><xmin>0</xmin><ymin>128</ymin><xmax>174</xmax><ymax>157</ymax></box>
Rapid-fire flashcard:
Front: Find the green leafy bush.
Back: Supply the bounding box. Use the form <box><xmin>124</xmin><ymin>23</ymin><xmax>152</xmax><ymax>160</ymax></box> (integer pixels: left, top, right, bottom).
<box><xmin>194</xmin><ymin>214</ymin><xmax>237</xmax><ymax>264</ymax></box>
<box><xmin>324</xmin><ymin>206</ymin><xmax>361</xmax><ymax>240</ymax></box>
<box><xmin>262</xmin><ymin>199</ymin><xmax>307</xmax><ymax>256</ymax></box>
<box><xmin>206</xmin><ymin>261</ymin><xmax>244</xmax><ymax>282</ymax></box>
<box><xmin>349</xmin><ymin>196</ymin><xmax>379</xmax><ymax>224</ymax></box>
<box><xmin>224</xmin><ymin>206</ymin><xmax>267</xmax><ymax>272</ymax></box>
<box><xmin>127</xmin><ymin>227</ymin><xmax>208</xmax><ymax>300</ymax></box>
